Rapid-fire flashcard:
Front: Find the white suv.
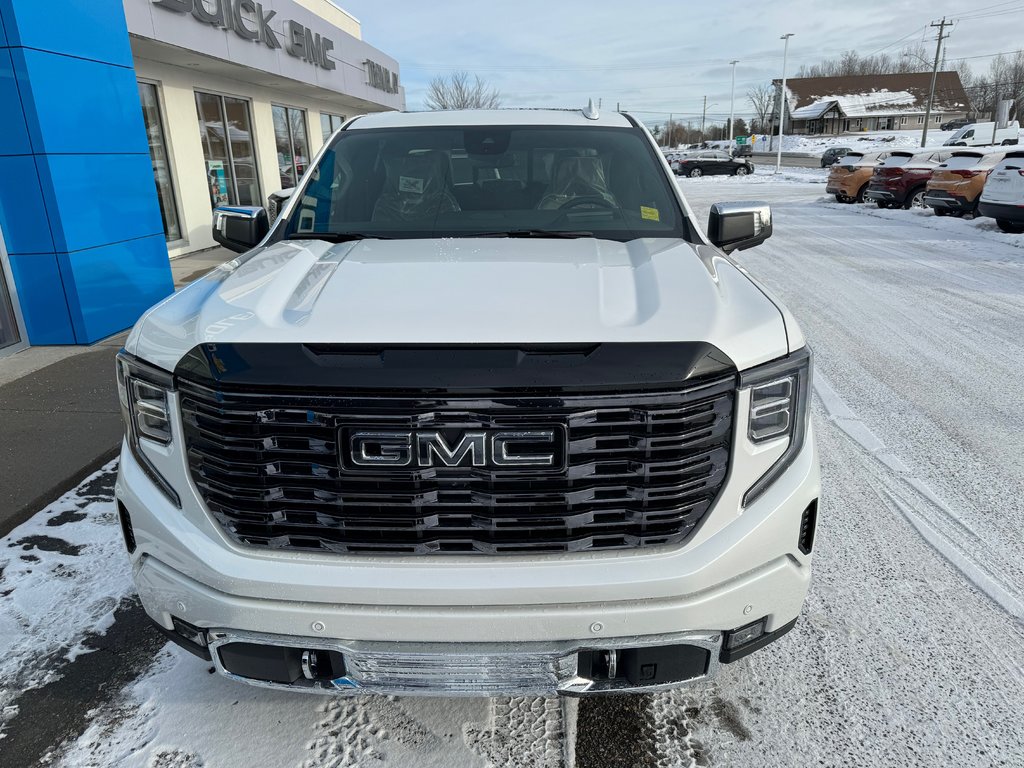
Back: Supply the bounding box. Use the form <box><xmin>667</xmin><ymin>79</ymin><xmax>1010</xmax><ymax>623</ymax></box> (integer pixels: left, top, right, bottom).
<box><xmin>115</xmin><ymin>108</ymin><xmax>819</xmax><ymax>697</ymax></box>
<box><xmin>978</xmin><ymin>150</ymin><xmax>1024</xmax><ymax>233</ymax></box>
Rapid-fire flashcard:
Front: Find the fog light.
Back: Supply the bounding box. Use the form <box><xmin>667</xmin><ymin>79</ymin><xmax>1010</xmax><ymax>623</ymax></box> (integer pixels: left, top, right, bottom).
<box><xmin>725</xmin><ymin>618</ymin><xmax>766</xmax><ymax>650</ymax></box>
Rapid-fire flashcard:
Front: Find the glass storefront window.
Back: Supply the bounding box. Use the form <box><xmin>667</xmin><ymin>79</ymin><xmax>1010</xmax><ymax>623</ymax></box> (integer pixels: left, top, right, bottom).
<box><xmin>320</xmin><ymin>112</ymin><xmax>346</xmax><ymax>143</ymax></box>
<box><xmin>196</xmin><ymin>91</ymin><xmax>261</xmax><ymax>208</ymax></box>
<box><xmin>0</xmin><ymin>255</ymin><xmax>21</xmax><ymax>352</ymax></box>
<box><xmin>273</xmin><ymin>105</ymin><xmax>310</xmax><ymax>189</ymax></box>
<box><xmin>138</xmin><ymin>82</ymin><xmax>182</xmax><ymax>242</ymax></box>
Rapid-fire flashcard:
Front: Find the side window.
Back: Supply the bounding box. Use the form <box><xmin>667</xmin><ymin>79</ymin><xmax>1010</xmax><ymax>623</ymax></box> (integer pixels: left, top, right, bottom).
<box><xmin>963</xmin><ymin>130</ymin><xmax>974</xmax><ymax>139</ymax></box>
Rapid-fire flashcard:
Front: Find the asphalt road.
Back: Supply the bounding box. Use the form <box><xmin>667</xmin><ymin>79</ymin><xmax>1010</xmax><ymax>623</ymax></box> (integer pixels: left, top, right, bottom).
<box><xmin>750</xmin><ymin>153</ymin><xmax>822</xmax><ymax>168</ymax></box>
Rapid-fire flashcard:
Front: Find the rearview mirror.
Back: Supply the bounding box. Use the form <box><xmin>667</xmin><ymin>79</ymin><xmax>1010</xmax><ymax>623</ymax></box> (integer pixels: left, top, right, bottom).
<box><xmin>212</xmin><ymin>206</ymin><xmax>269</xmax><ymax>254</ymax></box>
<box><xmin>707</xmin><ymin>202</ymin><xmax>773</xmax><ymax>253</ymax></box>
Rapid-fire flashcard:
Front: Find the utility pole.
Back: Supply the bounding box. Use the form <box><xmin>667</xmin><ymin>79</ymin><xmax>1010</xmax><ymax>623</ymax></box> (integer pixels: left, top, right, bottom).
<box><xmin>729</xmin><ymin>60</ymin><xmax>739</xmax><ymax>142</ymax></box>
<box><xmin>776</xmin><ymin>33</ymin><xmax>794</xmax><ymax>174</ymax></box>
<box><xmin>921</xmin><ymin>17</ymin><xmax>952</xmax><ymax>148</ymax></box>
<box><xmin>668</xmin><ymin>112</ymin><xmax>673</xmax><ymax>147</ymax></box>
<box><xmin>701</xmin><ymin>95</ymin><xmax>708</xmax><ymax>140</ymax></box>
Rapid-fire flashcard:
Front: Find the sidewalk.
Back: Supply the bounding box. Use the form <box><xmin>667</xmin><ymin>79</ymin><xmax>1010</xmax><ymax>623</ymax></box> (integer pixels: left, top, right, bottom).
<box><xmin>0</xmin><ymin>248</ymin><xmax>232</xmax><ymax>536</ymax></box>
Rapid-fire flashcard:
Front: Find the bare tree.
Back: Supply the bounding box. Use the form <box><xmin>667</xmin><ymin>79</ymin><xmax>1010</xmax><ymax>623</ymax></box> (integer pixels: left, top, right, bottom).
<box><xmin>424</xmin><ymin>71</ymin><xmax>503</xmax><ymax>110</ymax></box>
<box><xmin>747</xmin><ymin>83</ymin><xmax>775</xmax><ymax>133</ymax></box>
<box><xmin>794</xmin><ymin>44</ymin><xmax>932</xmax><ymax>78</ymax></box>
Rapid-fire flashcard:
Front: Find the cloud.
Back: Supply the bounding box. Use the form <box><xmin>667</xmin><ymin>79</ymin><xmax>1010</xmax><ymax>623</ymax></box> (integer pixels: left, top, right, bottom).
<box><xmin>340</xmin><ymin>0</ymin><xmax>1023</xmax><ymax>126</ymax></box>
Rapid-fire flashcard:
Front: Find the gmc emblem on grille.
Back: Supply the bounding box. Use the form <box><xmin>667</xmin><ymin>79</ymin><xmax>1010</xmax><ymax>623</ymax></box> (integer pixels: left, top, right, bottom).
<box><xmin>343</xmin><ymin>428</ymin><xmax>566</xmax><ymax>470</ymax></box>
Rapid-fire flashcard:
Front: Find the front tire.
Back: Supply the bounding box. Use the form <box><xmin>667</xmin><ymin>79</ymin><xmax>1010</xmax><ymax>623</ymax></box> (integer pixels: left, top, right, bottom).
<box><xmin>688</xmin><ymin>167</ymin><xmax>703</xmax><ymax>178</ymax></box>
<box><xmin>996</xmin><ymin>219</ymin><xmax>1024</xmax><ymax>233</ymax></box>
<box><xmin>855</xmin><ymin>183</ymin><xmax>868</xmax><ymax>203</ymax></box>
<box><xmin>733</xmin><ymin>166</ymin><xmax>749</xmax><ymax>176</ymax></box>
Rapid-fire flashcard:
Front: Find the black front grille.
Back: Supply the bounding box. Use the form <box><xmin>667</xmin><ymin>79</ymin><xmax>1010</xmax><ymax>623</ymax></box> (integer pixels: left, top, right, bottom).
<box><xmin>178</xmin><ymin>378</ymin><xmax>735</xmax><ymax>555</ymax></box>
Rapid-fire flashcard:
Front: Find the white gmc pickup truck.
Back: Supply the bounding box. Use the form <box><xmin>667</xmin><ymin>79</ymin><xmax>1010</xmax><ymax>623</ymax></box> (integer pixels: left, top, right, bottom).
<box><xmin>115</xmin><ymin>107</ymin><xmax>819</xmax><ymax>696</ymax></box>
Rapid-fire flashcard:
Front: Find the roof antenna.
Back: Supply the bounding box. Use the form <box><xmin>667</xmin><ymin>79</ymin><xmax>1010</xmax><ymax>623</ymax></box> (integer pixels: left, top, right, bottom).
<box><xmin>583</xmin><ymin>98</ymin><xmax>600</xmax><ymax>120</ymax></box>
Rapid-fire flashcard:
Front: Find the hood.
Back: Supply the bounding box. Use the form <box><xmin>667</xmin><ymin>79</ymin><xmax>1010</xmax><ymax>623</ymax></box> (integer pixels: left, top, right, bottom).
<box><xmin>127</xmin><ymin>238</ymin><xmax>789</xmax><ymax>372</ymax></box>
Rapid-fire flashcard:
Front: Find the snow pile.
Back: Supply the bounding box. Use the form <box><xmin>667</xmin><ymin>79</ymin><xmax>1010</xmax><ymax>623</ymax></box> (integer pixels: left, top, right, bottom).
<box><xmin>0</xmin><ymin>462</ymin><xmax>132</xmax><ymax>716</ymax></box>
<box><xmin>751</xmin><ymin>129</ymin><xmax>957</xmax><ymax>155</ymax></box>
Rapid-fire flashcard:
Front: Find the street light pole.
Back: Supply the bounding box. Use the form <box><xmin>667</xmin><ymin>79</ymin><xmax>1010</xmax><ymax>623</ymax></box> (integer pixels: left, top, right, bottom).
<box><xmin>776</xmin><ymin>33</ymin><xmax>794</xmax><ymax>174</ymax></box>
<box><xmin>729</xmin><ymin>60</ymin><xmax>739</xmax><ymax>143</ymax></box>
<box><xmin>921</xmin><ymin>17</ymin><xmax>951</xmax><ymax>148</ymax></box>
<box><xmin>701</xmin><ymin>95</ymin><xmax>708</xmax><ymax>140</ymax></box>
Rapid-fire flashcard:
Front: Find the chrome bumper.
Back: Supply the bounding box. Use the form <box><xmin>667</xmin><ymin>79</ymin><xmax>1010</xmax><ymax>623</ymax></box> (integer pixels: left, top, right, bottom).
<box><xmin>207</xmin><ymin>629</ymin><xmax>723</xmax><ymax>697</ymax></box>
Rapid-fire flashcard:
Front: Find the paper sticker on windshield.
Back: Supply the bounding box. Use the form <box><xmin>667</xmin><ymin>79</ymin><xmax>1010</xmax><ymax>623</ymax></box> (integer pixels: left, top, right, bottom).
<box><xmin>641</xmin><ymin>206</ymin><xmax>661</xmax><ymax>222</ymax></box>
<box><xmin>399</xmin><ymin>176</ymin><xmax>425</xmax><ymax>194</ymax></box>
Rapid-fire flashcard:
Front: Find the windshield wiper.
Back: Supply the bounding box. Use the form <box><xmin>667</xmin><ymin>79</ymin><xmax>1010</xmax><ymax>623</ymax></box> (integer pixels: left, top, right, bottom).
<box><xmin>468</xmin><ymin>229</ymin><xmax>595</xmax><ymax>239</ymax></box>
<box><xmin>285</xmin><ymin>232</ymin><xmax>395</xmax><ymax>243</ymax></box>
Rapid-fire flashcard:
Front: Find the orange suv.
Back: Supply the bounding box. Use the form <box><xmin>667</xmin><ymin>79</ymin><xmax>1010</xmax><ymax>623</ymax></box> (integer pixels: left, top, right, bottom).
<box><xmin>826</xmin><ymin>151</ymin><xmax>892</xmax><ymax>203</ymax></box>
<box><xmin>923</xmin><ymin>150</ymin><xmax>1006</xmax><ymax>216</ymax></box>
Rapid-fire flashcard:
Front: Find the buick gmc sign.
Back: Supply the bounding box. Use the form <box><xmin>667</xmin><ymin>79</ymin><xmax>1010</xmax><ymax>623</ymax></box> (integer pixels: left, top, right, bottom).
<box><xmin>152</xmin><ymin>0</ymin><xmax>337</xmax><ymax>70</ymax></box>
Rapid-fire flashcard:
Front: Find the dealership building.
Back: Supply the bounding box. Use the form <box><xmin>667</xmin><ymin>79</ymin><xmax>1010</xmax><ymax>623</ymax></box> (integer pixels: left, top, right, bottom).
<box><xmin>0</xmin><ymin>0</ymin><xmax>403</xmax><ymax>353</ymax></box>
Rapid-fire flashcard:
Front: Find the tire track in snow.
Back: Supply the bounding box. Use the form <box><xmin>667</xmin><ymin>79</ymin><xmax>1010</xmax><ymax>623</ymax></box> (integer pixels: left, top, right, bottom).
<box><xmin>813</xmin><ymin>371</ymin><xmax>1024</xmax><ymax>623</ymax></box>
<box><xmin>465</xmin><ymin>696</ymin><xmax>568</xmax><ymax>767</ymax></box>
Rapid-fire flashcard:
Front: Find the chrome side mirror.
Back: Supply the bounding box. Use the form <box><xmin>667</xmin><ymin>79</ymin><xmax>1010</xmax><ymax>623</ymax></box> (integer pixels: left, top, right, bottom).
<box><xmin>212</xmin><ymin>206</ymin><xmax>269</xmax><ymax>254</ymax></box>
<box><xmin>708</xmin><ymin>202</ymin><xmax>773</xmax><ymax>253</ymax></box>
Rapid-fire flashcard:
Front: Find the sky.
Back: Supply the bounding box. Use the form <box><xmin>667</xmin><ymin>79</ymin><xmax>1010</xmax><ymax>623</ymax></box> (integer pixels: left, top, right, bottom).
<box><xmin>337</xmin><ymin>0</ymin><xmax>1024</xmax><ymax>129</ymax></box>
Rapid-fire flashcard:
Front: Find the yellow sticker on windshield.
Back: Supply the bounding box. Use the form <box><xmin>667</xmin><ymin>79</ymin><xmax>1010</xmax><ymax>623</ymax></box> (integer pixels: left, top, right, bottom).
<box><xmin>641</xmin><ymin>206</ymin><xmax>660</xmax><ymax>221</ymax></box>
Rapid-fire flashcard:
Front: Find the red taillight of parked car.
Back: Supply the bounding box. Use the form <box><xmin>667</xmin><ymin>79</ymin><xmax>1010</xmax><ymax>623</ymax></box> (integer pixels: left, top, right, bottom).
<box><xmin>950</xmin><ymin>169</ymin><xmax>980</xmax><ymax>178</ymax></box>
<box><xmin>875</xmin><ymin>167</ymin><xmax>903</xmax><ymax>178</ymax></box>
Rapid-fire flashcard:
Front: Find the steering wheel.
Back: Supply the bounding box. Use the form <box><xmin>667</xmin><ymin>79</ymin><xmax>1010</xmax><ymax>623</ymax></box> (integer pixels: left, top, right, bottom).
<box><xmin>558</xmin><ymin>195</ymin><xmax>617</xmax><ymax>211</ymax></box>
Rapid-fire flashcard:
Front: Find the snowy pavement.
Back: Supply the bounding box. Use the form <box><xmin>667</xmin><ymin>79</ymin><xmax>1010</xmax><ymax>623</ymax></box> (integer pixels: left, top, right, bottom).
<box><xmin>3</xmin><ymin>176</ymin><xmax>1024</xmax><ymax>766</ymax></box>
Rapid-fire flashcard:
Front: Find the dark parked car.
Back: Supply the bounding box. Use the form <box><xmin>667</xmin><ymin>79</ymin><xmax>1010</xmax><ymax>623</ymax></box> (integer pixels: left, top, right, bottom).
<box><xmin>675</xmin><ymin>151</ymin><xmax>754</xmax><ymax>177</ymax></box>
<box><xmin>864</xmin><ymin>150</ymin><xmax>951</xmax><ymax>209</ymax></box>
<box><xmin>940</xmin><ymin>117</ymin><xmax>971</xmax><ymax>132</ymax></box>
<box><xmin>820</xmin><ymin>147</ymin><xmax>852</xmax><ymax>168</ymax></box>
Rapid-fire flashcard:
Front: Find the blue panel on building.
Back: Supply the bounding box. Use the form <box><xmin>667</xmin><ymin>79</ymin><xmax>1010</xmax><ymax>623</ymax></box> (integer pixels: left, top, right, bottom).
<box><xmin>11</xmin><ymin>47</ymin><xmax>149</xmax><ymax>156</ymax></box>
<box><xmin>0</xmin><ymin>0</ymin><xmax>174</xmax><ymax>347</ymax></box>
<box><xmin>0</xmin><ymin>0</ymin><xmax>133</xmax><ymax>67</ymax></box>
<box><xmin>35</xmin><ymin>153</ymin><xmax>165</xmax><ymax>254</ymax></box>
<box><xmin>0</xmin><ymin>49</ymin><xmax>32</xmax><ymax>155</ymax></box>
<box><xmin>57</xmin><ymin>234</ymin><xmax>174</xmax><ymax>343</ymax></box>
<box><xmin>6</xmin><ymin>252</ymin><xmax>75</xmax><ymax>344</ymax></box>
<box><xmin>0</xmin><ymin>155</ymin><xmax>54</xmax><ymax>254</ymax></box>
<box><xmin>0</xmin><ymin>7</ymin><xmax>8</xmax><ymax>47</ymax></box>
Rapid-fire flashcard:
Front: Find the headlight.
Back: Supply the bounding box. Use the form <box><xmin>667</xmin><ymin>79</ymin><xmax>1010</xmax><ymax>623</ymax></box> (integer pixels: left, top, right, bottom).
<box><xmin>116</xmin><ymin>351</ymin><xmax>180</xmax><ymax>506</ymax></box>
<box><xmin>741</xmin><ymin>346</ymin><xmax>812</xmax><ymax>505</ymax></box>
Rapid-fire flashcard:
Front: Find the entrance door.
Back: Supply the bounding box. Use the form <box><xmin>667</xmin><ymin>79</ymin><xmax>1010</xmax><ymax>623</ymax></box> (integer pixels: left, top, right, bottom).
<box><xmin>0</xmin><ymin>228</ymin><xmax>25</xmax><ymax>354</ymax></box>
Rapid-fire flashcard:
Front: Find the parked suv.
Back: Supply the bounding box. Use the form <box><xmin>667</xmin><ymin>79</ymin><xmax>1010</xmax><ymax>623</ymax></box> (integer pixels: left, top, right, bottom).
<box><xmin>675</xmin><ymin>150</ymin><xmax>754</xmax><ymax>177</ymax></box>
<box><xmin>940</xmin><ymin>117</ymin><xmax>970</xmax><ymax>132</ymax></box>
<box><xmin>820</xmin><ymin>146</ymin><xmax>852</xmax><ymax>168</ymax></box>
<box><xmin>117</xmin><ymin>109</ymin><xmax>818</xmax><ymax>697</ymax></box>
<box><xmin>977</xmin><ymin>150</ymin><xmax>1024</xmax><ymax>233</ymax></box>
<box><xmin>924</xmin><ymin>150</ymin><xmax>1006</xmax><ymax>216</ymax></box>
<box><xmin>826</xmin><ymin>150</ymin><xmax>891</xmax><ymax>202</ymax></box>
<box><xmin>864</xmin><ymin>150</ymin><xmax>951</xmax><ymax>209</ymax></box>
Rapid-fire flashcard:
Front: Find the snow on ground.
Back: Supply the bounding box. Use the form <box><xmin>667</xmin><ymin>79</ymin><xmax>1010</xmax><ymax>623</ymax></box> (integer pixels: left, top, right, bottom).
<box><xmin>666</xmin><ymin>180</ymin><xmax>1024</xmax><ymax>766</ymax></box>
<box><xmin>5</xmin><ymin>177</ymin><xmax>1024</xmax><ymax>766</ymax></box>
<box><xmin>57</xmin><ymin>644</ymin><xmax>568</xmax><ymax>767</ymax></box>
<box><xmin>750</xmin><ymin>129</ymin><xmax>958</xmax><ymax>155</ymax></box>
<box><xmin>678</xmin><ymin>166</ymin><xmax>827</xmax><ymax>185</ymax></box>
<box><xmin>816</xmin><ymin>195</ymin><xmax>1024</xmax><ymax>249</ymax></box>
<box><xmin>0</xmin><ymin>461</ymin><xmax>131</xmax><ymax>719</ymax></box>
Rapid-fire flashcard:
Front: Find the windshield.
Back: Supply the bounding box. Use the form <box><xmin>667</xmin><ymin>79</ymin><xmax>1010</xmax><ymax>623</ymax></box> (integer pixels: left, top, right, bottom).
<box><xmin>280</xmin><ymin>125</ymin><xmax>689</xmax><ymax>242</ymax></box>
